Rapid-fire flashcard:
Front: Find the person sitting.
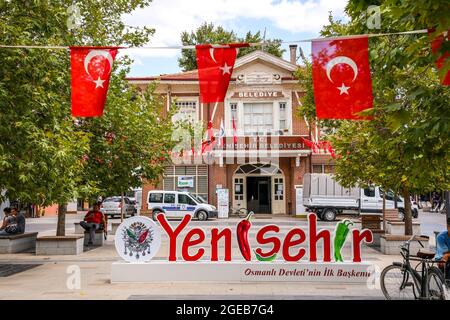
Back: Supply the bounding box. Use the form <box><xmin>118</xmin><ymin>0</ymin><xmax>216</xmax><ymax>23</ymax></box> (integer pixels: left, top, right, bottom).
<box><xmin>0</xmin><ymin>207</ymin><xmax>24</xmax><ymax>235</ymax></box>
<box><xmin>80</xmin><ymin>203</ymin><xmax>107</xmax><ymax>245</ymax></box>
<box><xmin>435</xmin><ymin>221</ymin><xmax>450</xmax><ymax>280</ymax></box>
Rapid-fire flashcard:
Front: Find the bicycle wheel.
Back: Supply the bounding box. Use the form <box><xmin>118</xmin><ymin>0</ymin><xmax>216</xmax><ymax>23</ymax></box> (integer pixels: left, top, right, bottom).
<box><xmin>380</xmin><ymin>265</ymin><xmax>416</xmax><ymax>300</ymax></box>
<box><xmin>237</xmin><ymin>208</ymin><xmax>249</xmax><ymax>218</ymax></box>
<box><xmin>427</xmin><ymin>267</ymin><xmax>446</xmax><ymax>300</ymax></box>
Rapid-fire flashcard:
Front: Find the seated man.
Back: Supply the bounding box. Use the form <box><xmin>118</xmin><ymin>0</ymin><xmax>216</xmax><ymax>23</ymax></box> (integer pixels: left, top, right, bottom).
<box><xmin>435</xmin><ymin>222</ymin><xmax>450</xmax><ymax>280</ymax></box>
<box><xmin>0</xmin><ymin>207</ymin><xmax>23</xmax><ymax>235</ymax></box>
<box><xmin>80</xmin><ymin>203</ymin><xmax>107</xmax><ymax>245</ymax></box>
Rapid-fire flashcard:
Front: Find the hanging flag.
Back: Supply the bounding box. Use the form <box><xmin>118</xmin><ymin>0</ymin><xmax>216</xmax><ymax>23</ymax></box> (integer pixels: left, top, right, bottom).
<box><xmin>300</xmin><ymin>137</ymin><xmax>319</xmax><ymax>153</ymax></box>
<box><xmin>320</xmin><ymin>141</ymin><xmax>336</xmax><ymax>159</ymax></box>
<box><xmin>70</xmin><ymin>46</ymin><xmax>119</xmax><ymax>117</ymax></box>
<box><xmin>217</xmin><ymin>119</ymin><xmax>225</xmax><ymax>147</ymax></box>
<box><xmin>196</xmin><ymin>43</ymin><xmax>249</xmax><ymax>103</ymax></box>
<box><xmin>232</xmin><ymin>116</ymin><xmax>238</xmax><ymax>145</ymax></box>
<box><xmin>312</xmin><ymin>37</ymin><xmax>373</xmax><ymax>120</ymax></box>
<box><xmin>428</xmin><ymin>29</ymin><xmax>450</xmax><ymax>85</ymax></box>
<box><xmin>201</xmin><ymin>120</ymin><xmax>216</xmax><ymax>154</ymax></box>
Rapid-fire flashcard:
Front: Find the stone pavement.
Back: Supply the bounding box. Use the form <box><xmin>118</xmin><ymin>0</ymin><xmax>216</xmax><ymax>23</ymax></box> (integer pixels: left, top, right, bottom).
<box><xmin>0</xmin><ymin>211</ymin><xmax>445</xmax><ymax>300</ymax></box>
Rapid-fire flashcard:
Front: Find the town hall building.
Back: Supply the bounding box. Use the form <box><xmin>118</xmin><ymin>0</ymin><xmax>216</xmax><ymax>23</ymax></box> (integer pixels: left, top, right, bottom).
<box><xmin>127</xmin><ymin>45</ymin><xmax>334</xmax><ymax>216</ymax></box>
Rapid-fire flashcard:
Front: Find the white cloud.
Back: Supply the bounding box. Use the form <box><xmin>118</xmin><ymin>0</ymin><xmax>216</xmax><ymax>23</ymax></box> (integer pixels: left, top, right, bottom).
<box><xmin>121</xmin><ymin>0</ymin><xmax>348</xmax><ymax>59</ymax></box>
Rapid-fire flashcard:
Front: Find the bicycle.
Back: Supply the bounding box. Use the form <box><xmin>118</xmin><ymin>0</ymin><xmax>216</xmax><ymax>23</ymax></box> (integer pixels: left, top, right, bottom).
<box><xmin>380</xmin><ymin>235</ymin><xmax>448</xmax><ymax>300</ymax></box>
<box><xmin>229</xmin><ymin>206</ymin><xmax>250</xmax><ymax>218</ymax></box>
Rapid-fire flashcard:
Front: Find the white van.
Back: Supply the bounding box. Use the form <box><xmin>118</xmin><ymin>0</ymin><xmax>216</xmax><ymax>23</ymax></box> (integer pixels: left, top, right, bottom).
<box><xmin>147</xmin><ymin>190</ymin><xmax>217</xmax><ymax>221</ymax></box>
<box><xmin>303</xmin><ymin>173</ymin><xmax>419</xmax><ymax>221</ymax></box>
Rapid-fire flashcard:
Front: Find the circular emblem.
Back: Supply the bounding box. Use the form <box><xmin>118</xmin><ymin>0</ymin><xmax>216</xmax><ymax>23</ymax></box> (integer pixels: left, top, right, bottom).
<box><xmin>114</xmin><ymin>216</ymin><xmax>161</xmax><ymax>263</ymax></box>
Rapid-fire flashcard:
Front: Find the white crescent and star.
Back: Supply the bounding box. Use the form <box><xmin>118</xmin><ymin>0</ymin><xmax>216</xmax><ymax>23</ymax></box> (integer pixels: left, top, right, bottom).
<box><xmin>325</xmin><ymin>56</ymin><xmax>358</xmax><ymax>95</ymax></box>
<box><xmin>209</xmin><ymin>46</ymin><xmax>237</xmax><ymax>76</ymax></box>
<box><xmin>84</xmin><ymin>50</ymin><xmax>114</xmax><ymax>89</ymax></box>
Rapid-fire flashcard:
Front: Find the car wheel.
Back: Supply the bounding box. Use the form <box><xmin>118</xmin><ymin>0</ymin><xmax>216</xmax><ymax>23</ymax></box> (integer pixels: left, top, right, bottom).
<box><xmin>152</xmin><ymin>210</ymin><xmax>162</xmax><ymax>221</ymax></box>
<box><xmin>322</xmin><ymin>209</ymin><xmax>336</xmax><ymax>222</ymax></box>
<box><xmin>398</xmin><ymin>210</ymin><xmax>405</xmax><ymax>221</ymax></box>
<box><xmin>197</xmin><ymin>210</ymin><xmax>208</xmax><ymax>221</ymax></box>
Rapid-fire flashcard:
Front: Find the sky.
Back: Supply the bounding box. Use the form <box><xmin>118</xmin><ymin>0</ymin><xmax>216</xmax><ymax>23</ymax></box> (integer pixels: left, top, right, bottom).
<box><xmin>121</xmin><ymin>0</ymin><xmax>349</xmax><ymax>77</ymax></box>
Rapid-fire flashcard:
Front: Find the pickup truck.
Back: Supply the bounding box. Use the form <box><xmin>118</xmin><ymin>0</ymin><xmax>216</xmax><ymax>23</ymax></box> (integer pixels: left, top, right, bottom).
<box><xmin>302</xmin><ymin>173</ymin><xmax>418</xmax><ymax>221</ymax></box>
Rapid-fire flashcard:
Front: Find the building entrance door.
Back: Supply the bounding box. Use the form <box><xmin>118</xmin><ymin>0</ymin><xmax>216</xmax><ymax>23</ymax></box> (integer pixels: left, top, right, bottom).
<box><xmin>246</xmin><ymin>176</ymin><xmax>271</xmax><ymax>214</ymax></box>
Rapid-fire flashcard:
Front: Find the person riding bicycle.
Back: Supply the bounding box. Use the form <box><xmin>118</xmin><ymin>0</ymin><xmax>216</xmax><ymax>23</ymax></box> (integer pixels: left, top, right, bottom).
<box><xmin>434</xmin><ymin>220</ymin><xmax>450</xmax><ymax>280</ymax></box>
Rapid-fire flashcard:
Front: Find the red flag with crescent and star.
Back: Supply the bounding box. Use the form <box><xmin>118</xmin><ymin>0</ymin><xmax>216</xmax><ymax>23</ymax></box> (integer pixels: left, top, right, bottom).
<box><xmin>196</xmin><ymin>43</ymin><xmax>249</xmax><ymax>103</ymax></box>
<box><xmin>312</xmin><ymin>37</ymin><xmax>373</xmax><ymax>120</ymax></box>
<box><xmin>70</xmin><ymin>46</ymin><xmax>120</xmax><ymax>117</ymax></box>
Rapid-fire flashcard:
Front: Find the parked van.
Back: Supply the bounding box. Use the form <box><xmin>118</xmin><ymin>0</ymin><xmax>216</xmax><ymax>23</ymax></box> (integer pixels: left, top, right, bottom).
<box><xmin>147</xmin><ymin>190</ymin><xmax>218</xmax><ymax>221</ymax></box>
<box><xmin>303</xmin><ymin>173</ymin><xmax>419</xmax><ymax>221</ymax></box>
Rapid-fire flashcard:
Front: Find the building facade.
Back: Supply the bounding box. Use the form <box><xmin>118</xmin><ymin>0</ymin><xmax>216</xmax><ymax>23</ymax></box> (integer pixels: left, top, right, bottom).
<box><xmin>128</xmin><ymin>46</ymin><xmax>334</xmax><ymax>216</ymax></box>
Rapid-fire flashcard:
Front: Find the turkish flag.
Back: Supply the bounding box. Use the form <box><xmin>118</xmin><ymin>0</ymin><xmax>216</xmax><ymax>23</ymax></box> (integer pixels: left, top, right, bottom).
<box><xmin>312</xmin><ymin>37</ymin><xmax>373</xmax><ymax>120</ymax></box>
<box><xmin>196</xmin><ymin>43</ymin><xmax>249</xmax><ymax>103</ymax></box>
<box><xmin>70</xmin><ymin>46</ymin><xmax>119</xmax><ymax>117</ymax></box>
<box><xmin>428</xmin><ymin>29</ymin><xmax>450</xmax><ymax>85</ymax></box>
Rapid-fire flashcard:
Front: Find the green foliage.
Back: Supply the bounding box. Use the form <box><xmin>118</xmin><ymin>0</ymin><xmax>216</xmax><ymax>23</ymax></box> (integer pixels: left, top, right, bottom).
<box><xmin>178</xmin><ymin>22</ymin><xmax>285</xmax><ymax>71</ymax></box>
<box><xmin>0</xmin><ymin>1</ymin><xmax>172</xmax><ymax>235</ymax></box>
<box><xmin>78</xmin><ymin>65</ymin><xmax>176</xmax><ymax>200</ymax></box>
<box><xmin>295</xmin><ymin>1</ymin><xmax>449</xmax><ymax>234</ymax></box>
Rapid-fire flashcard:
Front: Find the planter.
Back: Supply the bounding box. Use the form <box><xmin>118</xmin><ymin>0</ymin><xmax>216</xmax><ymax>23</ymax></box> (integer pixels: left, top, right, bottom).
<box><xmin>380</xmin><ymin>235</ymin><xmax>429</xmax><ymax>255</ymax></box>
<box><xmin>36</xmin><ymin>235</ymin><xmax>84</xmax><ymax>255</ymax></box>
<box><xmin>111</xmin><ymin>222</ymin><xmax>121</xmax><ymax>235</ymax></box>
<box><xmin>386</xmin><ymin>221</ymin><xmax>421</xmax><ymax>235</ymax></box>
<box><xmin>83</xmin><ymin>230</ymin><xmax>104</xmax><ymax>246</ymax></box>
<box><xmin>0</xmin><ymin>232</ymin><xmax>38</xmax><ymax>254</ymax></box>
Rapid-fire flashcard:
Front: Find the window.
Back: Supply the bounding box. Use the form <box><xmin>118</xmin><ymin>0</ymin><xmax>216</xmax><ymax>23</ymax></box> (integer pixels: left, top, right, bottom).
<box><xmin>364</xmin><ymin>187</ymin><xmax>375</xmax><ymax>197</ymax></box>
<box><xmin>312</xmin><ymin>165</ymin><xmax>323</xmax><ymax>173</ymax></box>
<box><xmin>312</xmin><ymin>164</ymin><xmax>335</xmax><ymax>173</ymax></box>
<box><xmin>178</xmin><ymin>194</ymin><xmax>196</xmax><ymax>205</ymax></box>
<box><xmin>279</xmin><ymin>102</ymin><xmax>287</xmax><ymax>130</ymax></box>
<box><xmin>243</xmin><ymin>103</ymin><xmax>273</xmax><ymax>135</ymax></box>
<box><xmin>148</xmin><ymin>193</ymin><xmax>163</xmax><ymax>203</ymax></box>
<box><xmin>230</xmin><ymin>103</ymin><xmax>238</xmax><ymax>130</ymax></box>
<box><xmin>274</xmin><ymin>178</ymin><xmax>284</xmax><ymax>200</ymax></box>
<box><xmin>172</xmin><ymin>101</ymin><xmax>197</xmax><ymax>123</ymax></box>
<box><xmin>163</xmin><ymin>165</ymin><xmax>208</xmax><ymax>201</ymax></box>
<box><xmin>164</xmin><ymin>193</ymin><xmax>176</xmax><ymax>204</ymax></box>
<box><xmin>234</xmin><ymin>178</ymin><xmax>244</xmax><ymax>200</ymax></box>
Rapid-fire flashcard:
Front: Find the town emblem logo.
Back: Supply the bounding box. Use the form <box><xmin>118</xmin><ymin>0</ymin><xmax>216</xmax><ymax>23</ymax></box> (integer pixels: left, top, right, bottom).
<box><xmin>114</xmin><ymin>216</ymin><xmax>161</xmax><ymax>263</ymax></box>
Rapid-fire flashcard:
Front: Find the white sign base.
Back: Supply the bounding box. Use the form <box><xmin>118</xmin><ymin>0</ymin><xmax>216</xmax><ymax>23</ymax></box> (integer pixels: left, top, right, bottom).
<box><xmin>111</xmin><ymin>261</ymin><xmax>375</xmax><ymax>284</ymax></box>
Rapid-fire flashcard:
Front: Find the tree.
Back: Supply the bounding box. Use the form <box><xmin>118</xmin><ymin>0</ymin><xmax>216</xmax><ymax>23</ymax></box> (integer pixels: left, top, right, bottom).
<box><xmin>296</xmin><ymin>2</ymin><xmax>450</xmax><ymax>235</ymax></box>
<box><xmin>0</xmin><ymin>1</ymin><xmax>159</xmax><ymax>235</ymax></box>
<box><xmin>78</xmin><ymin>63</ymin><xmax>176</xmax><ymax>217</ymax></box>
<box><xmin>178</xmin><ymin>22</ymin><xmax>285</xmax><ymax>71</ymax></box>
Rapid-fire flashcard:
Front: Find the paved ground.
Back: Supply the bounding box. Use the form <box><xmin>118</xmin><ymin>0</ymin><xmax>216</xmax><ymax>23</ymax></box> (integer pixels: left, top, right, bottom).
<box><xmin>0</xmin><ymin>210</ymin><xmax>446</xmax><ymax>300</ymax></box>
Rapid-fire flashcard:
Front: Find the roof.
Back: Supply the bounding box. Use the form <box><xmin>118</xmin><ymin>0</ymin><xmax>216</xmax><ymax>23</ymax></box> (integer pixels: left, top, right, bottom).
<box><xmin>126</xmin><ymin>50</ymin><xmax>299</xmax><ymax>82</ymax></box>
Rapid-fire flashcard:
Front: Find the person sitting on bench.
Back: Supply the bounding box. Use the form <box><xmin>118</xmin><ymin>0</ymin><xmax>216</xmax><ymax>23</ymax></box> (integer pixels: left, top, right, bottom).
<box><xmin>435</xmin><ymin>220</ymin><xmax>450</xmax><ymax>280</ymax></box>
<box><xmin>80</xmin><ymin>203</ymin><xmax>107</xmax><ymax>245</ymax></box>
<box><xmin>0</xmin><ymin>207</ymin><xmax>25</xmax><ymax>235</ymax></box>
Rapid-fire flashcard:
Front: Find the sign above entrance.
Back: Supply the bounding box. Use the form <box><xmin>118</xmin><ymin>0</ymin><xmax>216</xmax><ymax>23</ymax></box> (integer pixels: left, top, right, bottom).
<box><xmin>223</xmin><ymin>136</ymin><xmax>307</xmax><ymax>151</ymax></box>
<box><xmin>231</xmin><ymin>91</ymin><xmax>284</xmax><ymax>99</ymax></box>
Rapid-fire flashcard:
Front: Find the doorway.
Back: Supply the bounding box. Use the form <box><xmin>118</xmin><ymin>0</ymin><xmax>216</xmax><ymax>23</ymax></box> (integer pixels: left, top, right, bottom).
<box><xmin>246</xmin><ymin>176</ymin><xmax>271</xmax><ymax>214</ymax></box>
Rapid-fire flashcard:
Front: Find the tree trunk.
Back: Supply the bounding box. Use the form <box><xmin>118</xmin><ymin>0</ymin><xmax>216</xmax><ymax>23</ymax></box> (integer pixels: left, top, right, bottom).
<box><xmin>402</xmin><ymin>189</ymin><xmax>412</xmax><ymax>236</ymax></box>
<box><xmin>121</xmin><ymin>192</ymin><xmax>124</xmax><ymax>222</ymax></box>
<box><xmin>382</xmin><ymin>193</ymin><xmax>386</xmax><ymax>232</ymax></box>
<box><xmin>445</xmin><ymin>191</ymin><xmax>450</xmax><ymax>222</ymax></box>
<box><xmin>56</xmin><ymin>203</ymin><xmax>67</xmax><ymax>236</ymax></box>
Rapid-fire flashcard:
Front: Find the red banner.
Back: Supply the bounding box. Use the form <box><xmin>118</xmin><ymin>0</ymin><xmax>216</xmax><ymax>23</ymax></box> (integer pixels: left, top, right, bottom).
<box><xmin>312</xmin><ymin>37</ymin><xmax>373</xmax><ymax>120</ymax></box>
<box><xmin>70</xmin><ymin>46</ymin><xmax>119</xmax><ymax>117</ymax></box>
<box><xmin>196</xmin><ymin>43</ymin><xmax>249</xmax><ymax>103</ymax></box>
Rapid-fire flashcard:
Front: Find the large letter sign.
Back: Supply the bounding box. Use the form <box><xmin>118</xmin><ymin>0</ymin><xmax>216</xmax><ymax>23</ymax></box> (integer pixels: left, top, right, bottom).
<box><xmin>114</xmin><ymin>213</ymin><xmax>373</xmax><ymax>264</ymax></box>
